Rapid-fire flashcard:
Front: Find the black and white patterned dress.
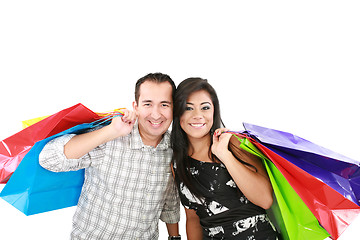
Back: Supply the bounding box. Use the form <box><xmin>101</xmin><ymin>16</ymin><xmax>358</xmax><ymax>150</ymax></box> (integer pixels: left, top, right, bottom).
<box><xmin>176</xmin><ymin>157</ymin><xmax>278</xmax><ymax>240</ymax></box>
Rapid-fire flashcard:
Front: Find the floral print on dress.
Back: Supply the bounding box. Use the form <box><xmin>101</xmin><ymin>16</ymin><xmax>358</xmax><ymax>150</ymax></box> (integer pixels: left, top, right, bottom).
<box><xmin>176</xmin><ymin>157</ymin><xmax>278</xmax><ymax>239</ymax></box>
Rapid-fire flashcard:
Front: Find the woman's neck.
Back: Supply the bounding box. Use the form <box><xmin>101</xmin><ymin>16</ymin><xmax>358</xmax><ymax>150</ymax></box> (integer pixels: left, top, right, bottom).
<box><xmin>188</xmin><ymin>134</ymin><xmax>212</xmax><ymax>162</ymax></box>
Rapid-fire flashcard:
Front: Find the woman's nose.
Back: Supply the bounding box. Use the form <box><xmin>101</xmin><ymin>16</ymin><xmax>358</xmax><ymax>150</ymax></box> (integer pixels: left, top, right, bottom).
<box><xmin>191</xmin><ymin>109</ymin><xmax>203</xmax><ymax>119</ymax></box>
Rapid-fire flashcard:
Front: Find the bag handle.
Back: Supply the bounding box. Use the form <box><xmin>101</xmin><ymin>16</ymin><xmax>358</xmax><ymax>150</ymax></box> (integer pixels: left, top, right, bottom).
<box><xmin>90</xmin><ymin>111</ymin><xmax>124</xmax><ymax>128</ymax></box>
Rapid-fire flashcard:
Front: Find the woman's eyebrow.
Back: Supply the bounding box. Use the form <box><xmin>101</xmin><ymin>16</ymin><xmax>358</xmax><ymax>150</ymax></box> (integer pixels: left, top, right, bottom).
<box><xmin>201</xmin><ymin>102</ymin><xmax>212</xmax><ymax>105</ymax></box>
<box><xmin>186</xmin><ymin>102</ymin><xmax>212</xmax><ymax>105</ymax></box>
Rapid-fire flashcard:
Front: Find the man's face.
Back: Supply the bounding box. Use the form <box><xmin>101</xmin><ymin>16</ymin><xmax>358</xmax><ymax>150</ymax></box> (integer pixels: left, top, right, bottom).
<box><xmin>133</xmin><ymin>81</ymin><xmax>173</xmax><ymax>146</ymax></box>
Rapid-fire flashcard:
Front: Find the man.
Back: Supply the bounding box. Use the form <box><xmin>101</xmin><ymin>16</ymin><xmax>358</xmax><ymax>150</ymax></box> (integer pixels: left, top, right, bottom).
<box><xmin>39</xmin><ymin>73</ymin><xmax>181</xmax><ymax>239</ymax></box>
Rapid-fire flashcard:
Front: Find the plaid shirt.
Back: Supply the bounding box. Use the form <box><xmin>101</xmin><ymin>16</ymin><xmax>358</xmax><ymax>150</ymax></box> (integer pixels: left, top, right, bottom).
<box><xmin>39</xmin><ymin>123</ymin><xmax>180</xmax><ymax>240</ymax></box>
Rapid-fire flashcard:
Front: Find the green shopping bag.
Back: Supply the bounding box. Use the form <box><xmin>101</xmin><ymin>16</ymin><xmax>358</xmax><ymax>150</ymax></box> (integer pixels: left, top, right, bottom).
<box><xmin>233</xmin><ymin>135</ymin><xmax>330</xmax><ymax>240</ymax></box>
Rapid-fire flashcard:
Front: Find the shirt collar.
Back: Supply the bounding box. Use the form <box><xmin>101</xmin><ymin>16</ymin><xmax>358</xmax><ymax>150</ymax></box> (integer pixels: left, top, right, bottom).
<box><xmin>130</xmin><ymin>123</ymin><xmax>170</xmax><ymax>150</ymax></box>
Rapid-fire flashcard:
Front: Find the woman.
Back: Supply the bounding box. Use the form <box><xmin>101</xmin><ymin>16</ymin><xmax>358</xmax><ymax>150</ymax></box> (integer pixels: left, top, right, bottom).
<box><xmin>171</xmin><ymin>78</ymin><xmax>278</xmax><ymax>239</ymax></box>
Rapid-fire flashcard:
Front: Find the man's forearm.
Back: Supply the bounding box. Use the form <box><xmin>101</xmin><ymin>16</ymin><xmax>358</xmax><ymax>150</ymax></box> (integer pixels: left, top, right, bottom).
<box><xmin>64</xmin><ymin>125</ymin><xmax>114</xmax><ymax>159</ymax></box>
<box><xmin>166</xmin><ymin>222</ymin><xmax>180</xmax><ymax>237</ymax></box>
<box><xmin>64</xmin><ymin>112</ymin><xmax>136</xmax><ymax>159</ymax></box>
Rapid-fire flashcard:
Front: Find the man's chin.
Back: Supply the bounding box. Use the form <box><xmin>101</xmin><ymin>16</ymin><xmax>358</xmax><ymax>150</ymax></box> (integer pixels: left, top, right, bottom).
<box><xmin>141</xmin><ymin>121</ymin><xmax>170</xmax><ymax>136</ymax></box>
<box><xmin>147</xmin><ymin>126</ymin><xmax>168</xmax><ymax>136</ymax></box>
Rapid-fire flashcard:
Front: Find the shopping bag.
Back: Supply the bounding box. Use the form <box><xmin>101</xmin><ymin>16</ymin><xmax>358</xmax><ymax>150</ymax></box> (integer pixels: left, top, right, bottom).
<box><xmin>232</xmin><ymin>134</ymin><xmax>330</xmax><ymax>240</ymax></box>
<box><xmin>22</xmin><ymin>115</ymin><xmax>49</xmax><ymax>129</ymax></box>
<box><xmin>242</xmin><ymin>123</ymin><xmax>360</xmax><ymax>239</ymax></box>
<box><xmin>0</xmin><ymin>114</ymin><xmax>121</xmax><ymax>215</ymax></box>
<box><xmin>243</xmin><ymin>123</ymin><xmax>360</xmax><ymax>205</ymax></box>
<box><xmin>21</xmin><ymin>108</ymin><xmax>125</xmax><ymax>129</ymax></box>
<box><xmin>0</xmin><ymin>103</ymin><xmax>100</xmax><ymax>183</ymax></box>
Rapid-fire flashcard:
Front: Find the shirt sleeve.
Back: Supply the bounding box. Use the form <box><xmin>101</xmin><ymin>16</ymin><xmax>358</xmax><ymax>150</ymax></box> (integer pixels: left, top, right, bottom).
<box><xmin>39</xmin><ymin>134</ymin><xmax>105</xmax><ymax>172</ymax></box>
<box><xmin>160</xmin><ymin>175</ymin><xmax>181</xmax><ymax>224</ymax></box>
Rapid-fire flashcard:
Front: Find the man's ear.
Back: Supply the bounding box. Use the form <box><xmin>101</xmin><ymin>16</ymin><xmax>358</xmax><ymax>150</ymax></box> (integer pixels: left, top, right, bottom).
<box><xmin>132</xmin><ymin>101</ymin><xmax>138</xmax><ymax>113</ymax></box>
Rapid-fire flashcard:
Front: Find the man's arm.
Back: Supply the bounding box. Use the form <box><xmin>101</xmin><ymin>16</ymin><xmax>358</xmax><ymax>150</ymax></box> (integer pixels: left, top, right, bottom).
<box><xmin>39</xmin><ymin>110</ymin><xmax>136</xmax><ymax>172</ymax></box>
<box><xmin>64</xmin><ymin>110</ymin><xmax>136</xmax><ymax>159</ymax></box>
<box><xmin>166</xmin><ymin>223</ymin><xmax>180</xmax><ymax>237</ymax></box>
<box><xmin>160</xmin><ymin>173</ymin><xmax>181</xmax><ymax>236</ymax></box>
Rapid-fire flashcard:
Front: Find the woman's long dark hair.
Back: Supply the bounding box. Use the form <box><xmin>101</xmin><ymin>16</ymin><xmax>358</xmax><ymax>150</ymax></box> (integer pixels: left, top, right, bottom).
<box><xmin>171</xmin><ymin>78</ymin><xmax>223</xmax><ymax>198</ymax></box>
<box><xmin>171</xmin><ymin>78</ymin><xmax>257</xmax><ymax>199</ymax></box>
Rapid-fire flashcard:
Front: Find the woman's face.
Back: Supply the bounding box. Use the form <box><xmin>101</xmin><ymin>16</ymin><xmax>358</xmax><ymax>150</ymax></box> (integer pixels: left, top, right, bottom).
<box><xmin>180</xmin><ymin>90</ymin><xmax>214</xmax><ymax>142</ymax></box>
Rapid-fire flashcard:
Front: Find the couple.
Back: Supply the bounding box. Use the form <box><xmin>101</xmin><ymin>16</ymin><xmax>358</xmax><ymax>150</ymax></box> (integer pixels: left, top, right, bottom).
<box><xmin>39</xmin><ymin>73</ymin><xmax>277</xmax><ymax>239</ymax></box>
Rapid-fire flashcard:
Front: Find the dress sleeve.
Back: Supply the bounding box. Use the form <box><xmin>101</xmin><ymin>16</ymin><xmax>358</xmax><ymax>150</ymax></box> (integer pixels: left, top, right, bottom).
<box><xmin>39</xmin><ymin>134</ymin><xmax>105</xmax><ymax>172</ymax></box>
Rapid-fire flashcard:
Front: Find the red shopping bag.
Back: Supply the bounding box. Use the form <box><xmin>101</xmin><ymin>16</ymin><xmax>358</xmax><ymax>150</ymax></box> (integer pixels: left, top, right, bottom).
<box><xmin>0</xmin><ymin>103</ymin><xmax>100</xmax><ymax>183</ymax></box>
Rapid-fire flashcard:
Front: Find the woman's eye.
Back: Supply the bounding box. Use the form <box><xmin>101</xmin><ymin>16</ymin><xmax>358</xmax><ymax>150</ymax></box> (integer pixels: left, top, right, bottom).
<box><xmin>202</xmin><ymin>106</ymin><xmax>211</xmax><ymax>110</ymax></box>
<box><xmin>185</xmin><ymin>106</ymin><xmax>193</xmax><ymax>111</ymax></box>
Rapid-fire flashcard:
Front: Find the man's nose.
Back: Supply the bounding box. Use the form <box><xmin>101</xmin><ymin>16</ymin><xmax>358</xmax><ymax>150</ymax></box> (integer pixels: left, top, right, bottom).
<box><xmin>151</xmin><ymin>106</ymin><xmax>162</xmax><ymax>119</ymax></box>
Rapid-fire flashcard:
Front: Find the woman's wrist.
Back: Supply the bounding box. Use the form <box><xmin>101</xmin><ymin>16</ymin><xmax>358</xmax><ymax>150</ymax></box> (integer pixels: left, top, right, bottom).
<box><xmin>216</xmin><ymin>150</ymin><xmax>233</xmax><ymax>164</ymax></box>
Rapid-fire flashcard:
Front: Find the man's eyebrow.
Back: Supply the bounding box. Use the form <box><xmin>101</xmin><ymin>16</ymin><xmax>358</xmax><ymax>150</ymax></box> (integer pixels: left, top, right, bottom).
<box><xmin>142</xmin><ymin>100</ymin><xmax>172</xmax><ymax>104</ymax></box>
<box><xmin>161</xmin><ymin>101</ymin><xmax>172</xmax><ymax>104</ymax></box>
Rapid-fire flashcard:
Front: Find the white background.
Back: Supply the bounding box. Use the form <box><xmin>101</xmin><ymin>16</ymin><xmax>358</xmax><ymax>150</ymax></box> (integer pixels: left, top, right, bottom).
<box><xmin>0</xmin><ymin>1</ymin><xmax>359</xmax><ymax>239</ymax></box>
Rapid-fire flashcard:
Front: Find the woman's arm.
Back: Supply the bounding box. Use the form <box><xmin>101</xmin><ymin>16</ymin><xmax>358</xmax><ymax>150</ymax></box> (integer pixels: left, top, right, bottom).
<box><xmin>185</xmin><ymin>208</ymin><xmax>202</xmax><ymax>240</ymax></box>
<box><xmin>211</xmin><ymin>129</ymin><xmax>273</xmax><ymax>209</ymax></box>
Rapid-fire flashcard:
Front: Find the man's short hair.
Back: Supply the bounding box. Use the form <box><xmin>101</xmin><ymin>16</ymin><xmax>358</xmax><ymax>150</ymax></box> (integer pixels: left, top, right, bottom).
<box><xmin>135</xmin><ymin>73</ymin><xmax>176</xmax><ymax>104</ymax></box>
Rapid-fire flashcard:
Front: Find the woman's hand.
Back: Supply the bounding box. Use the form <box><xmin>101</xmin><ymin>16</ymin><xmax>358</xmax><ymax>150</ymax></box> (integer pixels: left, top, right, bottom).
<box><xmin>211</xmin><ymin>128</ymin><xmax>233</xmax><ymax>162</ymax></box>
<box><xmin>212</xmin><ymin>129</ymin><xmax>274</xmax><ymax>209</ymax></box>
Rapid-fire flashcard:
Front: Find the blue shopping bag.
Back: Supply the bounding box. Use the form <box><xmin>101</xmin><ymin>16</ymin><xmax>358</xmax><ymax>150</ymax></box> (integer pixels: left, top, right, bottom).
<box><xmin>0</xmin><ymin>115</ymin><xmax>119</xmax><ymax>215</ymax></box>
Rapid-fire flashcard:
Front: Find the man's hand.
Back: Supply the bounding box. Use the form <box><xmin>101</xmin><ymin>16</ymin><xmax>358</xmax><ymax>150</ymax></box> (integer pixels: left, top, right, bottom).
<box><xmin>64</xmin><ymin>109</ymin><xmax>137</xmax><ymax>159</ymax></box>
<box><xmin>108</xmin><ymin>109</ymin><xmax>137</xmax><ymax>139</ymax></box>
